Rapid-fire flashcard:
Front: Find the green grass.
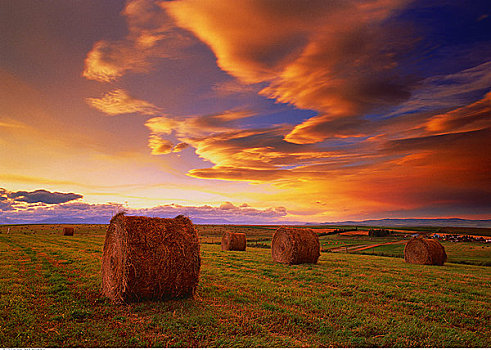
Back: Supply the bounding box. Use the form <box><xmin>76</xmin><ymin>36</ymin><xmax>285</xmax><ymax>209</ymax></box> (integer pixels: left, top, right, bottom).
<box><xmin>309</xmin><ymin>225</ymin><xmax>491</xmax><ymax>236</ymax></box>
<box><xmin>0</xmin><ymin>230</ymin><xmax>490</xmax><ymax>347</ymax></box>
<box><xmin>359</xmin><ymin>241</ymin><xmax>491</xmax><ymax>266</ymax></box>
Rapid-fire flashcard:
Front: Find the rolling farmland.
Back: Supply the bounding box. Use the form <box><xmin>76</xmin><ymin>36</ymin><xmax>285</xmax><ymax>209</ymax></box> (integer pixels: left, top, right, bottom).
<box><xmin>0</xmin><ymin>224</ymin><xmax>490</xmax><ymax>347</ymax></box>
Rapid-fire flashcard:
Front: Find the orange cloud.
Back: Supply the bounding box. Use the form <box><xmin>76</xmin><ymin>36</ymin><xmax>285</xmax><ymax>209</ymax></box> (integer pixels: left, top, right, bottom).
<box><xmin>82</xmin><ymin>40</ymin><xmax>154</xmax><ymax>82</ymax></box>
<box><xmin>145</xmin><ymin>100</ymin><xmax>491</xmax><ymax>218</ymax></box>
<box><xmin>145</xmin><ymin>111</ymin><xmax>375</xmax><ymax>180</ymax></box>
<box><xmin>148</xmin><ymin>134</ymin><xmax>174</xmax><ymax>154</ymax></box>
<box><xmin>83</xmin><ymin>0</ymin><xmax>190</xmax><ymax>82</ymax></box>
<box><xmin>425</xmin><ymin>91</ymin><xmax>491</xmax><ymax>134</ymax></box>
<box><xmin>148</xmin><ymin>134</ymin><xmax>188</xmax><ymax>155</ymax></box>
<box><xmin>164</xmin><ymin>0</ymin><xmax>412</xmax><ymax>144</ymax></box>
<box><xmin>162</xmin><ymin>0</ymin><xmax>491</xmax><ymax>149</ymax></box>
<box><xmin>164</xmin><ymin>0</ymin><xmax>327</xmax><ymax>83</ymax></box>
<box><xmin>145</xmin><ymin>110</ymin><xmax>254</xmax><ymax>138</ymax></box>
<box><xmin>173</xmin><ymin>142</ymin><xmax>189</xmax><ymax>152</ymax></box>
<box><xmin>81</xmin><ymin>1</ymin><xmax>491</xmax><ymax>219</ymax></box>
<box><xmin>284</xmin><ymin>115</ymin><xmax>369</xmax><ymax>144</ymax></box>
<box><xmin>86</xmin><ymin>89</ymin><xmax>161</xmax><ymax>116</ymax></box>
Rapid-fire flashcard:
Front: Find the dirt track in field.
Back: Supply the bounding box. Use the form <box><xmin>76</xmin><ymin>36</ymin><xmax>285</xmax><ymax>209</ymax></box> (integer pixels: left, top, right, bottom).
<box><xmin>330</xmin><ymin>240</ymin><xmax>407</xmax><ymax>253</ymax></box>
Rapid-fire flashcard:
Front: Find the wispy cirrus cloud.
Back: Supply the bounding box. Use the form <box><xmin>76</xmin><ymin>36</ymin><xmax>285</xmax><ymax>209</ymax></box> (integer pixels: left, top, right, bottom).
<box><xmin>212</xmin><ymin>79</ymin><xmax>259</xmax><ymax>96</ymax></box>
<box><xmin>146</xmin><ymin>109</ymin><xmax>254</xmax><ymax>136</ymax></box>
<box><xmin>86</xmin><ymin>89</ymin><xmax>161</xmax><ymax>116</ymax></box>
<box><xmin>146</xmin><ymin>110</ymin><xmax>273</xmax><ymax>160</ymax></box>
<box><xmin>145</xmin><ymin>117</ymin><xmax>304</xmax><ymax>169</ymax></box>
<box><xmin>389</xmin><ymin>60</ymin><xmax>491</xmax><ymax>117</ymax></box>
<box><xmin>424</xmin><ymin>91</ymin><xmax>491</xmax><ymax>134</ymax></box>
<box><xmin>145</xmin><ymin>111</ymin><xmax>377</xmax><ymax>182</ymax></box>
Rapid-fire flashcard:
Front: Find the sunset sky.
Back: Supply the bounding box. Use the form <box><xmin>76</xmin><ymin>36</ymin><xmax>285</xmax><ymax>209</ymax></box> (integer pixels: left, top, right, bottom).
<box><xmin>1</xmin><ymin>0</ymin><xmax>490</xmax><ymax>224</ymax></box>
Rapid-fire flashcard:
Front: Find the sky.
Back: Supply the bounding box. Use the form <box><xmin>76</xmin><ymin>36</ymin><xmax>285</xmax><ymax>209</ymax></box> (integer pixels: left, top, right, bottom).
<box><xmin>0</xmin><ymin>0</ymin><xmax>490</xmax><ymax>224</ymax></box>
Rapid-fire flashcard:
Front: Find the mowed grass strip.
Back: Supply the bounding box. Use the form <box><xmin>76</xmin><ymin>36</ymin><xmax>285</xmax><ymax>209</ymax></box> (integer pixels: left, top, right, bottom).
<box><xmin>0</xmin><ymin>232</ymin><xmax>489</xmax><ymax>347</ymax></box>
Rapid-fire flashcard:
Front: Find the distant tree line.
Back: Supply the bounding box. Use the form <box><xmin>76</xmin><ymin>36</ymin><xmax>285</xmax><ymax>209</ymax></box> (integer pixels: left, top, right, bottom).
<box><xmin>318</xmin><ymin>227</ymin><xmax>357</xmax><ymax>236</ymax></box>
<box><xmin>368</xmin><ymin>228</ymin><xmax>394</xmax><ymax>237</ymax></box>
<box><xmin>332</xmin><ymin>228</ymin><xmax>357</xmax><ymax>234</ymax></box>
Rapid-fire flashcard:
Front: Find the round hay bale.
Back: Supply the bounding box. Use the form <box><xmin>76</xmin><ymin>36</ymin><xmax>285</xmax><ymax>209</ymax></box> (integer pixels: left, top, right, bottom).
<box><xmin>63</xmin><ymin>227</ymin><xmax>74</xmax><ymax>236</ymax></box>
<box><xmin>271</xmin><ymin>227</ymin><xmax>320</xmax><ymax>265</ymax></box>
<box><xmin>221</xmin><ymin>232</ymin><xmax>246</xmax><ymax>251</ymax></box>
<box><xmin>101</xmin><ymin>213</ymin><xmax>201</xmax><ymax>303</ymax></box>
<box><xmin>404</xmin><ymin>237</ymin><xmax>447</xmax><ymax>265</ymax></box>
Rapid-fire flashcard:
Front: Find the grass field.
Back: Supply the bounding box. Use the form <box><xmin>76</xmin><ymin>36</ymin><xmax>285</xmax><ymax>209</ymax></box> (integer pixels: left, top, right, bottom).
<box><xmin>197</xmin><ymin>225</ymin><xmax>491</xmax><ymax>266</ymax></box>
<box><xmin>0</xmin><ymin>225</ymin><xmax>490</xmax><ymax>347</ymax></box>
<box><xmin>359</xmin><ymin>241</ymin><xmax>491</xmax><ymax>265</ymax></box>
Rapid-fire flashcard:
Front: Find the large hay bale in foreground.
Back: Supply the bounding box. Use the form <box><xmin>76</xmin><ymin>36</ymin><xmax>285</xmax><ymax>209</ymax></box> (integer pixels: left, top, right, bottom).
<box><xmin>63</xmin><ymin>227</ymin><xmax>74</xmax><ymax>236</ymax></box>
<box><xmin>404</xmin><ymin>237</ymin><xmax>447</xmax><ymax>265</ymax></box>
<box><xmin>271</xmin><ymin>227</ymin><xmax>320</xmax><ymax>265</ymax></box>
<box><xmin>101</xmin><ymin>213</ymin><xmax>201</xmax><ymax>303</ymax></box>
<box><xmin>221</xmin><ymin>232</ymin><xmax>246</xmax><ymax>251</ymax></box>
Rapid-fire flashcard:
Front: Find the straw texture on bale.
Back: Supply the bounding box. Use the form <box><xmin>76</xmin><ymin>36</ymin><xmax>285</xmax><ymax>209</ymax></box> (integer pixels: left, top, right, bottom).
<box><xmin>63</xmin><ymin>227</ymin><xmax>74</xmax><ymax>236</ymax></box>
<box><xmin>101</xmin><ymin>213</ymin><xmax>201</xmax><ymax>303</ymax></box>
<box><xmin>404</xmin><ymin>237</ymin><xmax>447</xmax><ymax>265</ymax></box>
<box><xmin>221</xmin><ymin>232</ymin><xmax>246</xmax><ymax>251</ymax></box>
<box><xmin>271</xmin><ymin>227</ymin><xmax>320</xmax><ymax>265</ymax></box>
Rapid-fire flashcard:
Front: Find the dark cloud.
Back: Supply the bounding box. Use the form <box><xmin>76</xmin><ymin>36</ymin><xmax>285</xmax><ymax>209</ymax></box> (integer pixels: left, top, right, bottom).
<box><xmin>0</xmin><ymin>188</ymin><xmax>12</xmax><ymax>210</ymax></box>
<box><xmin>8</xmin><ymin>189</ymin><xmax>83</xmax><ymax>204</ymax></box>
<box><xmin>385</xmin><ymin>128</ymin><xmax>491</xmax><ymax>154</ymax></box>
<box><xmin>0</xmin><ymin>188</ymin><xmax>8</xmax><ymax>202</ymax></box>
<box><xmin>0</xmin><ymin>193</ymin><xmax>13</xmax><ymax>211</ymax></box>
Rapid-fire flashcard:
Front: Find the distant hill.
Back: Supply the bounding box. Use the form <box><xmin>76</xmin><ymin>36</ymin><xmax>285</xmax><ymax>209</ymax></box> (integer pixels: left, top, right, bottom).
<box><xmin>315</xmin><ymin>218</ymin><xmax>491</xmax><ymax>228</ymax></box>
<box><xmin>3</xmin><ymin>216</ymin><xmax>489</xmax><ymax>228</ymax></box>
